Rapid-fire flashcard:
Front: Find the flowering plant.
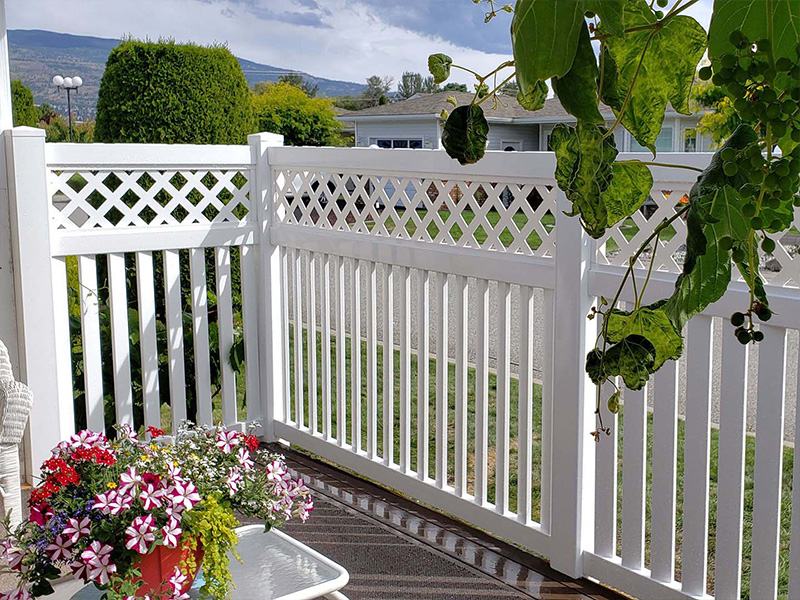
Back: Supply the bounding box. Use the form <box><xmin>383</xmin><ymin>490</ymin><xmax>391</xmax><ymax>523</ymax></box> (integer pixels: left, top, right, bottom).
<box><xmin>0</xmin><ymin>423</ymin><xmax>312</xmax><ymax>599</ymax></box>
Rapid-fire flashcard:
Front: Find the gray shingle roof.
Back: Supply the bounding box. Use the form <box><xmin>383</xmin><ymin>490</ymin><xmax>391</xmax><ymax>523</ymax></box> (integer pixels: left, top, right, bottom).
<box><xmin>337</xmin><ymin>92</ymin><xmax>616</xmax><ymax>121</ymax></box>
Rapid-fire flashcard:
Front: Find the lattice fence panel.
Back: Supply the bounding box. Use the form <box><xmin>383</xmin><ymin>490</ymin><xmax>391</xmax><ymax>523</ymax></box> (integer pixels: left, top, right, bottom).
<box><xmin>49</xmin><ymin>169</ymin><xmax>251</xmax><ymax>230</ymax></box>
<box><xmin>272</xmin><ymin>170</ymin><xmax>558</xmax><ymax>257</ymax></box>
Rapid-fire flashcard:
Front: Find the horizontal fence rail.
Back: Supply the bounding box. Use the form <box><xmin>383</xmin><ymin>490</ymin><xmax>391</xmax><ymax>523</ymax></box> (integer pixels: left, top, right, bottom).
<box><xmin>5</xmin><ymin>130</ymin><xmax>799</xmax><ymax>600</ymax></box>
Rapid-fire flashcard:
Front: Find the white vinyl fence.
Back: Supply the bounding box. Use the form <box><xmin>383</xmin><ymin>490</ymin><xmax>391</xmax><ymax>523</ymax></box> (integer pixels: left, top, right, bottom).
<box><xmin>4</xmin><ymin>126</ymin><xmax>800</xmax><ymax>599</ymax></box>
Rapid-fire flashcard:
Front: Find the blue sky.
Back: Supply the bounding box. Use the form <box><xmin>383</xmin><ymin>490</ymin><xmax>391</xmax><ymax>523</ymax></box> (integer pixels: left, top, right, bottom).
<box><xmin>9</xmin><ymin>0</ymin><xmax>714</xmax><ymax>88</ymax></box>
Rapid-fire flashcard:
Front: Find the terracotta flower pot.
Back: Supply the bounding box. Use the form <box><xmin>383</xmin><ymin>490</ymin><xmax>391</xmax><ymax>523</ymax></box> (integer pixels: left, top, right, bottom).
<box><xmin>130</xmin><ymin>538</ymin><xmax>204</xmax><ymax>598</ymax></box>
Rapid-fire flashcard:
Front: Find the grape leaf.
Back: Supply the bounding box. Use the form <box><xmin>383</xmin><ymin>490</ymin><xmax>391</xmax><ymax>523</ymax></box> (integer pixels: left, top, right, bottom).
<box><xmin>587</xmin><ymin>334</ymin><xmax>656</xmax><ymax>390</ymax></box>
<box><xmin>442</xmin><ymin>105</ymin><xmax>490</xmax><ymax>165</ymax></box>
<box><xmin>428</xmin><ymin>54</ymin><xmax>453</xmax><ymax>84</ymax></box>
<box><xmin>552</xmin><ymin>21</ymin><xmax>605</xmax><ymax>123</ymax></box>
<box><xmin>584</xmin><ymin>0</ymin><xmax>625</xmax><ymax>37</ymax></box>
<box><xmin>602</xmin><ymin>0</ymin><xmax>706</xmax><ymax>153</ymax></box>
<box><xmin>517</xmin><ymin>80</ymin><xmax>548</xmax><ymax>111</ymax></box>
<box><xmin>605</xmin><ymin>302</ymin><xmax>683</xmax><ymax>370</ymax></box>
<box><xmin>551</xmin><ymin>122</ymin><xmax>618</xmax><ymax>238</ymax></box>
<box><xmin>603</xmin><ymin>162</ymin><xmax>653</xmax><ymax>227</ymax></box>
<box><xmin>512</xmin><ymin>0</ymin><xmax>586</xmax><ymax>101</ymax></box>
<box><xmin>709</xmin><ymin>0</ymin><xmax>800</xmax><ymax>64</ymax></box>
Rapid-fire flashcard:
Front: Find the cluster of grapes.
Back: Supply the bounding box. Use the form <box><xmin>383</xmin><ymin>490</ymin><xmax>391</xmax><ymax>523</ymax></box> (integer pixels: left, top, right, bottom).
<box><xmin>697</xmin><ymin>32</ymin><xmax>800</xmax><ymax>344</ymax></box>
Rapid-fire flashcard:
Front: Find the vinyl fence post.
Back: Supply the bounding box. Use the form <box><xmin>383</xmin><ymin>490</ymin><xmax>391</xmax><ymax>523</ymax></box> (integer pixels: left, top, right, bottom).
<box><xmin>249</xmin><ymin>132</ymin><xmax>285</xmax><ymax>442</ymax></box>
<box><xmin>547</xmin><ymin>189</ymin><xmax>596</xmax><ymax>577</ymax></box>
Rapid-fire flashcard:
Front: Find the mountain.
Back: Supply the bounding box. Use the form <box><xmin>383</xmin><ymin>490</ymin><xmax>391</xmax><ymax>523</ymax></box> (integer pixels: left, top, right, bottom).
<box><xmin>8</xmin><ymin>29</ymin><xmax>365</xmax><ymax>119</ymax></box>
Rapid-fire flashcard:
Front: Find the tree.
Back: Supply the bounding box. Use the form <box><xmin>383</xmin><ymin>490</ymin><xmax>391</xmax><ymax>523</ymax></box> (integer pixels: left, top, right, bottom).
<box><xmin>500</xmin><ymin>80</ymin><xmax>519</xmax><ymax>96</ymax></box>
<box><xmin>361</xmin><ymin>75</ymin><xmax>394</xmax><ymax>107</ymax></box>
<box><xmin>277</xmin><ymin>73</ymin><xmax>319</xmax><ymax>98</ymax></box>
<box><xmin>37</xmin><ymin>103</ymin><xmax>60</xmax><ymax>125</ymax></box>
<box><xmin>251</xmin><ymin>81</ymin><xmax>342</xmax><ymax>146</ymax></box>
<box><xmin>443</xmin><ymin>82</ymin><xmax>468</xmax><ymax>92</ymax></box>
<box><xmin>397</xmin><ymin>72</ymin><xmax>441</xmax><ymax>99</ymax></box>
<box><xmin>11</xmin><ymin>80</ymin><xmax>37</xmax><ymax>127</ymax></box>
<box><xmin>692</xmin><ymin>80</ymin><xmax>745</xmax><ymax>145</ymax></box>
<box><xmin>44</xmin><ymin>117</ymin><xmax>95</xmax><ymax>143</ymax></box>
<box><xmin>95</xmin><ymin>39</ymin><xmax>252</xmax><ymax>143</ymax></box>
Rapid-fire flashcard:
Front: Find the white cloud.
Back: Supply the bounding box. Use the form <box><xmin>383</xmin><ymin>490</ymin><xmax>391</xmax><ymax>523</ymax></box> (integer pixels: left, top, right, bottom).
<box><xmin>7</xmin><ymin>0</ymin><xmax>512</xmax><ymax>86</ymax></box>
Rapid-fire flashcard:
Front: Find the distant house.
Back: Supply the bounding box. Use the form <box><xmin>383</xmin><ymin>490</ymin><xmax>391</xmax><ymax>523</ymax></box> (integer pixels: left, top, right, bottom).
<box><xmin>335</xmin><ymin>91</ymin><xmax>714</xmax><ymax>153</ymax></box>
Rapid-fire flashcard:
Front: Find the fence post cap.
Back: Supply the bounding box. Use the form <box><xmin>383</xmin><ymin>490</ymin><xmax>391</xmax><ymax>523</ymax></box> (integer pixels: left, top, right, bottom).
<box><xmin>5</xmin><ymin>127</ymin><xmax>46</xmax><ymax>139</ymax></box>
<box><xmin>248</xmin><ymin>132</ymin><xmax>284</xmax><ymax>146</ymax></box>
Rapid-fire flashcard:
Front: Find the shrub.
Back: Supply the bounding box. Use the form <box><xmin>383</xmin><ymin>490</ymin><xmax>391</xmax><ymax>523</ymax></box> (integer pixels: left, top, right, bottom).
<box><xmin>11</xmin><ymin>80</ymin><xmax>37</xmax><ymax>127</ymax></box>
<box><xmin>95</xmin><ymin>40</ymin><xmax>252</xmax><ymax>144</ymax></box>
<box><xmin>251</xmin><ymin>82</ymin><xmax>342</xmax><ymax>146</ymax></box>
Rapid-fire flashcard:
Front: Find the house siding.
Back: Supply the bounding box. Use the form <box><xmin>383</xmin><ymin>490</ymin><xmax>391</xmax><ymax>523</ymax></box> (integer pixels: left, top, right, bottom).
<box><xmin>355</xmin><ymin>119</ymin><xmax>440</xmax><ymax>149</ymax></box>
<box><xmin>486</xmin><ymin>123</ymin><xmax>540</xmax><ymax>151</ymax></box>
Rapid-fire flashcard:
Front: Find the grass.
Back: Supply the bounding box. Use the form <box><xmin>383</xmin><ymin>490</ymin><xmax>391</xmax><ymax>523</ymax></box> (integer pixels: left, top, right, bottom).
<box><xmin>285</xmin><ymin>323</ymin><xmax>793</xmax><ymax>599</ymax></box>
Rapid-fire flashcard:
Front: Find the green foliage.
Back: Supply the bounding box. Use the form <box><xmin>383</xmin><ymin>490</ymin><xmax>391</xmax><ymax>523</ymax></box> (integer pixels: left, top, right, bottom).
<box><xmin>516</xmin><ymin>80</ymin><xmax>548</xmax><ymax>111</ymax></box>
<box><xmin>692</xmin><ymin>80</ymin><xmax>745</xmax><ymax>144</ymax></box>
<box><xmin>362</xmin><ymin>75</ymin><xmax>394</xmax><ymax>107</ymax></box>
<box><xmin>277</xmin><ymin>73</ymin><xmax>319</xmax><ymax>97</ymax></box>
<box><xmin>397</xmin><ymin>71</ymin><xmax>440</xmax><ymax>100</ymax></box>
<box><xmin>552</xmin><ymin>21</ymin><xmax>604</xmax><ymax>123</ymax></box>
<box><xmin>251</xmin><ymin>82</ymin><xmax>342</xmax><ymax>146</ymax></box>
<box><xmin>441</xmin><ymin>104</ymin><xmax>489</xmax><ymax>165</ymax></box>
<box><xmin>95</xmin><ymin>40</ymin><xmax>253</xmax><ymax>143</ymax></box>
<box><xmin>444</xmin><ymin>82</ymin><xmax>469</xmax><ymax>92</ymax></box>
<box><xmin>11</xmin><ymin>80</ymin><xmax>37</xmax><ymax>127</ymax></box>
<box><xmin>428</xmin><ymin>54</ymin><xmax>453</xmax><ymax>84</ymax></box>
<box><xmin>183</xmin><ymin>497</ymin><xmax>240</xmax><ymax>599</ymax></box>
<box><xmin>600</xmin><ymin>0</ymin><xmax>706</xmax><ymax>152</ymax></box>
<box><xmin>44</xmin><ymin>117</ymin><xmax>95</xmax><ymax>143</ymax></box>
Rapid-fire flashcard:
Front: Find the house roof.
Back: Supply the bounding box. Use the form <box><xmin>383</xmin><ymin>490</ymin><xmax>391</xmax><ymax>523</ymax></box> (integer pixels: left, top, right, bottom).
<box><xmin>335</xmin><ymin>92</ymin><xmax>616</xmax><ymax>123</ymax></box>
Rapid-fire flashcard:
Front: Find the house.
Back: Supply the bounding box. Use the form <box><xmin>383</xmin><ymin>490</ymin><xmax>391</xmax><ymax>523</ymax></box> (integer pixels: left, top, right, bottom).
<box><xmin>336</xmin><ymin>91</ymin><xmax>714</xmax><ymax>153</ymax></box>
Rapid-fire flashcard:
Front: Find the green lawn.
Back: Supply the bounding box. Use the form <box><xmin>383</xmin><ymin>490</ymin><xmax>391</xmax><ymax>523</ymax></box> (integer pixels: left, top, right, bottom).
<box><xmin>283</xmin><ymin>324</ymin><xmax>792</xmax><ymax>599</ymax></box>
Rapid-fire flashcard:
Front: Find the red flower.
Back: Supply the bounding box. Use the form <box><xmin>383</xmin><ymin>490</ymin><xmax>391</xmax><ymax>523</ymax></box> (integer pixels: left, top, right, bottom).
<box><xmin>147</xmin><ymin>426</ymin><xmax>165</xmax><ymax>438</ymax></box>
<box><xmin>245</xmin><ymin>435</ymin><xmax>260</xmax><ymax>452</ymax></box>
<box><xmin>29</xmin><ymin>502</ymin><xmax>53</xmax><ymax>526</ymax></box>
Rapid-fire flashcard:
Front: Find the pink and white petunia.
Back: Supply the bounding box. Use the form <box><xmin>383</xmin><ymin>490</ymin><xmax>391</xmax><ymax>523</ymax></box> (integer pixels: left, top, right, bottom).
<box><xmin>236</xmin><ymin>447</ymin><xmax>254</xmax><ymax>472</ymax></box>
<box><xmin>67</xmin><ymin>430</ymin><xmax>105</xmax><ymax>450</ymax></box>
<box><xmin>63</xmin><ymin>517</ymin><xmax>91</xmax><ymax>544</ymax></box>
<box><xmin>46</xmin><ymin>535</ymin><xmax>73</xmax><ymax>561</ymax></box>
<box><xmin>118</xmin><ymin>467</ymin><xmax>143</xmax><ymax>494</ymax></box>
<box><xmin>5</xmin><ymin>546</ymin><xmax>24</xmax><ymax>572</ymax></box>
<box><xmin>139</xmin><ymin>484</ymin><xmax>164</xmax><ymax>511</ymax></box>
<box><xmin>215</xmin><ymin>430</ymin><xmax>239</xmax><ymax>454</ymax></box>
<box><xmin>82</xmin><ymin>541</ymin><xmax>116</xmax><ymax>584</ymax></box>
<box><xmin>161</xmin><ymin>517</ymin><xmax>182</xmax><ymax>549</ymax></box>
<box><xmin>0</xmin><ymin>589</ymin><xmax>33</xmax><ymax>600</ymax></box>
<box><xmin>266</xmin><ymin>460</ymin><xmax>291</xmax><ymax>488</ymax></box>
<box><xmin>118</xmin><ymin>424</ymin><xmax>139</xmax><ymax>443</ymax></box>
<box><xmin>70</xmin><ymin>559</ymin><xmax>90</xmax><ymax>581</ymax></box>
<box><xmin>107</xmin><ymin>490</ymin><xmax>133</xmax><ymax>516</ymax></box>
<box><xmin>92</xmin><ymin>491</ymin><xmax>114</xmax><ymax>514</ymax></box>
<box><xmin>166</xmin><ymin>462</ymin><xmax>183</xmax><ymax>480</ymax></box>
<box><xmin>125</xmin><ymin>515</ymin><xmax>156</xmax><ymax>555</ymax></box>
<box><xmin>169</xmin><ymin>566</ymin><xmax>188</xmax><ymax>593</ymax></box>
<box><xmin>168</xmin><ymin>480</ymin><xmax>201</xmax><ymax>511</ymax></box>
<box><xmin>226</xmin><ymin>467</ymin><xmax>242</xmax><ymax>496</ymax></box>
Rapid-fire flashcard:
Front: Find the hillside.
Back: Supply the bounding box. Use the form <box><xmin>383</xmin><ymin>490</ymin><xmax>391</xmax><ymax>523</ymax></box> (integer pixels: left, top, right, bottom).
<box><xmin>8</xmin><ymin>29</ymin><xmax>365</xmax><ymax>119</ymax></box>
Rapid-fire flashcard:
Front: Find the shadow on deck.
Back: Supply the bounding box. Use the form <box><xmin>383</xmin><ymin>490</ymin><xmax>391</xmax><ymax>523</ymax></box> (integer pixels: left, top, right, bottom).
<box><xmin>266</xmin><ymin>446</ymin><xmax>626</xmax><ymax>600</ymax></box>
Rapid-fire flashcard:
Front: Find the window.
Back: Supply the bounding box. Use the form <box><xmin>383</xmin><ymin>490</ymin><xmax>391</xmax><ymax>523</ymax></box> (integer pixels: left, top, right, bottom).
<box><xmin>684</xmin><ymin>128</ymin><xmax>697</xmax><ymax>152</ymax></box>
<box><xmin>375</xmin><ymin>139</ymin><xmax>423</xmax><ymax>149</ymax></box>
<box><xmin>629</xmin><ymin>127</ymin><xmax>673</xmax><ymax>153</ymax></box>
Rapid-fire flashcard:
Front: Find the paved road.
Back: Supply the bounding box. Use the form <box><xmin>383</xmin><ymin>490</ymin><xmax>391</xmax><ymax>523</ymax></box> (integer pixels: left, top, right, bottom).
<box><xmin>289</xmin><ymin>260</ymin><xmax>797</xmax><ymax>442</ymax></box>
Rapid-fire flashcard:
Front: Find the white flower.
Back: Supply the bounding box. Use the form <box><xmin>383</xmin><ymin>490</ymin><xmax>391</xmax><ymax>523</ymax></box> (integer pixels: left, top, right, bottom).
<box><xmin>168</xmin><ymin>480</ymin><xmax>201</xmax><ymax>511</ymax></box>
<box><xmin>63</xmin><ymin>517</ymin><xmax>91</xmax><ymax>544</ymax></box>
<box><xmin>139</xmin><ymin>484</ymin><xmax>164</xmax><ymax>511</ymax></box>
<box><xmin>215</xmin><ymin>430</ymin><xmax>240</xmax><ymax>454</ymax></box>
<box><xmin>46</xmin><ymin>535</ymin><xmax>72</xmax><ymax>561</ymax></box>
<box><xmin>169</xmin><ymin>566</ymin><xmax>188</xmax><ymax>594</ymax></box>
<box><xmin>81</xmin><ymin>541</ymin><xmax>116</xmax><ymax>585</ymax></box>
<box><xmin>125</xmin><ymin>515</ymin><xmax>156</xmax><ymax>555</ymax></box>
<box><xmin>236</xmin><ymin>447</ymin><xmax>254</xmax><ymax>472</ymax></box>
<box><xmin>161</xmin><ymin>517</ymin><xmax>182</xmax><ymax>549</ymax></box>
<box><xmin>226</xmin><ymin>467</ymin><xmax>243</xmax><ymax>496</ymax></box>
<box><xmin>119</xmin><ymin>467</ymin><xmax>143</xmax><ymax>494</ymax></box>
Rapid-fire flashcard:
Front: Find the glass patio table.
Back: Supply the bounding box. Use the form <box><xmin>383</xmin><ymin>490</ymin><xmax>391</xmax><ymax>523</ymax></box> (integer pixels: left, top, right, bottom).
<box><xmin>71</xmin><ymin>525</ymin><xmax>350</xmax><ymax>600</ymax></box>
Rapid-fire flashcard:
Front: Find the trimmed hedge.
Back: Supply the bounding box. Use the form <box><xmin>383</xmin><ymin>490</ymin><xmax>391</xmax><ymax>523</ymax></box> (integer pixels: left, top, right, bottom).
<box><xmin>251</xmin><ymin>82</ymin><xmax>342</xmax><ymax>146</ymax></box>
<box><xmin>11</xmin><ymin>80</ymin><xmax>37</xmax><ymax>127</ymax></box>
<box><xmin>95</xmin><ymin>40</ymin><xmax>252</xmax><ymax>144</ymax></box>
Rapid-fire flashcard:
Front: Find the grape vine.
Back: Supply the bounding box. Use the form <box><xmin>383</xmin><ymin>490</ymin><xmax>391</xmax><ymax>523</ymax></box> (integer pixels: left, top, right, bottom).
<box><xmin>430</xmin><ymin>0</ymin><xmax>800</xmax><ymax>438</ymax></box>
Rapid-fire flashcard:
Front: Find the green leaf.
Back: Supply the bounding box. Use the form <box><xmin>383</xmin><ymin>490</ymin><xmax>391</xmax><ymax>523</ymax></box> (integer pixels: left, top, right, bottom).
<box><xmin>442</xmin><ymin>105</ymin><xmax>490</xmax><ymax>165</ymax></box>
<box><xmin>552</xmin><ymin>21</ymin><xmax>605</xmax><ymax>123</ymax></box>
<box><xmin>607</xmin><ymin>390</ymin><xmax>621</xmax><ymax>414</ymax></box>
<box><xmin>550</xmin><ymin>121</ymin><xmax>618</xmax><ymax>238</ymax></box>
<box><xmin>602</xmin><ymin>0</ymin><xmax>707</xmax><ymax>153</ymax></box>
<box><xmin>517</xmin><ymin>80</ymin><xmax>548</xmax><ymax>111</ymax></box>
<box><xmin>428</xmin><ymin>53</ymin><xmax>453</xmax><ymax>84</ymax></box>
<box><xmin>708</xmin><ymin>0</ymin><xmax>800</xmax><ymax>65</ymax></box>
<box><xmin>603</xmin><ymin>162</ymin><xmax>653</xmax><ymax>227</ymax></box>
<box><xmin>605</xmin><ymin>302</ymin><xmax>683</xmax><ymax>370</ymax></box>
<box><xmin>584</xmin><ymin>0</ymin><xmax>625</xmax><ymax>37</ymax></box>
<box><xmin>512</xmin><ymin>0</ymin><xmax>586</xmax><ymax>101</ymax></box>
<box><xmin>598</xmin><ymin>335</ymin><xmax>657</xmax><ymax>390</ymax></box>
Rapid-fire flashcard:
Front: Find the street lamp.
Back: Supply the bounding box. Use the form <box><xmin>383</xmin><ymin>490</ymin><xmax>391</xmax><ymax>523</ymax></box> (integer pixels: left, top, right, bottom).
<box><xmin>52</xmin><ymin>75</ymin><xmax>83</xmax><ymax>142</ymax></box>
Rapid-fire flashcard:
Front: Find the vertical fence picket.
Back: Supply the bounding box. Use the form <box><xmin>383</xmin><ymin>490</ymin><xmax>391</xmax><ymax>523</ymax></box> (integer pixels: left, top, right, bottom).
<box><xmin>399</xmin><ymin>265</ymin><xmax>411</xmax><ymax>472</ymax></box>
<box><xmin>365</xmin><ymin>260</ymin><xmax>377</xmax><ymax>457</ymax></box>
<box><xmin>77</xmin><ymin>256</ymin><xmax>104</xmax><ymax>432</ymax></box>
<box><xmin>306</xmin><ymin>252</ymin><xmax>318</xmax><ymax>434</ymax></box>
<box><xmin>417</xmin><ymin>269</ymin><xmax>430</xmax><ymax>481</ymax></box>
<box><xmin>714</xmin><ymin>325</ymin><xmax>749</xmax><ymax>598</ymax></box>
<box><xmin>750</xmin><ymin>325</ymin><xmax>787</xmax><ymax>599</ymax></box>
<box><xmin>594</xmin><ymin>379</ymin><xmax>618</xmax><ymax>557</ymax></box>
<box><xmin>335</xmin><ymin>255</ymin><xmax>346</xmax><ymax>445</ymax></box>
<box><xmin>241</xmin><ymin>244</ymin><xmax>261</xmax><ymax>423</ymax></box>
<box><xmin>281</xmin><ymin>248</ymin><xmax>292</xmax><ymax>424</ymax></box>
<box><xmin>214</xmin><ymin>247</ymin><xmax>237</xmax><ymax>426</ymax></box>
<box><xmin>351</xmin><ymin>258</ymin><xmax>362</xmax><ymax>453</ymax></box>
<box><xmin>163</xmin><ymin>250</ymin><xmax>186</xmax><ymax>428</ymax></box>
<box><xmin>135</xmin><ymin>252</ymin><xmax>160</xmax><ymax>431</ymax></box>
<box><xmin>292</xmin><ymin>248</ymin><xmax>305</xmax><ymax>428</ymax></box>
<box><xmin>474</xmin><ymin>278</ymin><xmax>489</xmax><ymax>506</ymax></box>
<box><xmin>383</xmin><ymin>263</ymin><xmax>394</xmax><ymax>465</ymax></box>
<box><xmin>108</xmin><ymin>252</ymin><xmax>133</xmax><ymax>427</ymax></box>
<box><xmin>453</xmin><ymin>275</ymin><xmax>468</xmax><ymax>495</ymax></box>
<box><xmin>321</xmin><ymin>253</ymin><xmax>332</xmax><ymax>440</ymax></box>
<box><xmin>541</xmin><ymin>289</ymin><xmax>554</xmax><ymax>530</ymax></box>
<box><xmin>190</xmin><ymin>248</ymin><xmax>213</xmax><ymax>425</ymax></box>
<box><xmin>682</xmin><ymin>315</ymin><xmax>713</xmax><ymax>597</ymax></box>
<box><xmin>650</xmin><ymin>359</ymin><xmax>678</xmax><ymax>582</ymax></box>
<box><xmin>621</xmin><ymin>383</ymin><xmax>646</xmax><ymax>570</ymax></box>
<box><xmin>790</xmin><ymin>351</ymin><xmax>800</xmax><ymax>599</ymax></box>
<box><xmin>435</xmin><ymin>272</ymin><xmax>448</xmax><ymax>488</ymax></box>
<box><xmin>517</xmin><ymin>285</ymin><xmax>534</xmax><ymax>523</ymax></box>
<box><xmin>496</xmin><ymin>281</ymin><xmax>511</xmax><ymax>514</ymax></box>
